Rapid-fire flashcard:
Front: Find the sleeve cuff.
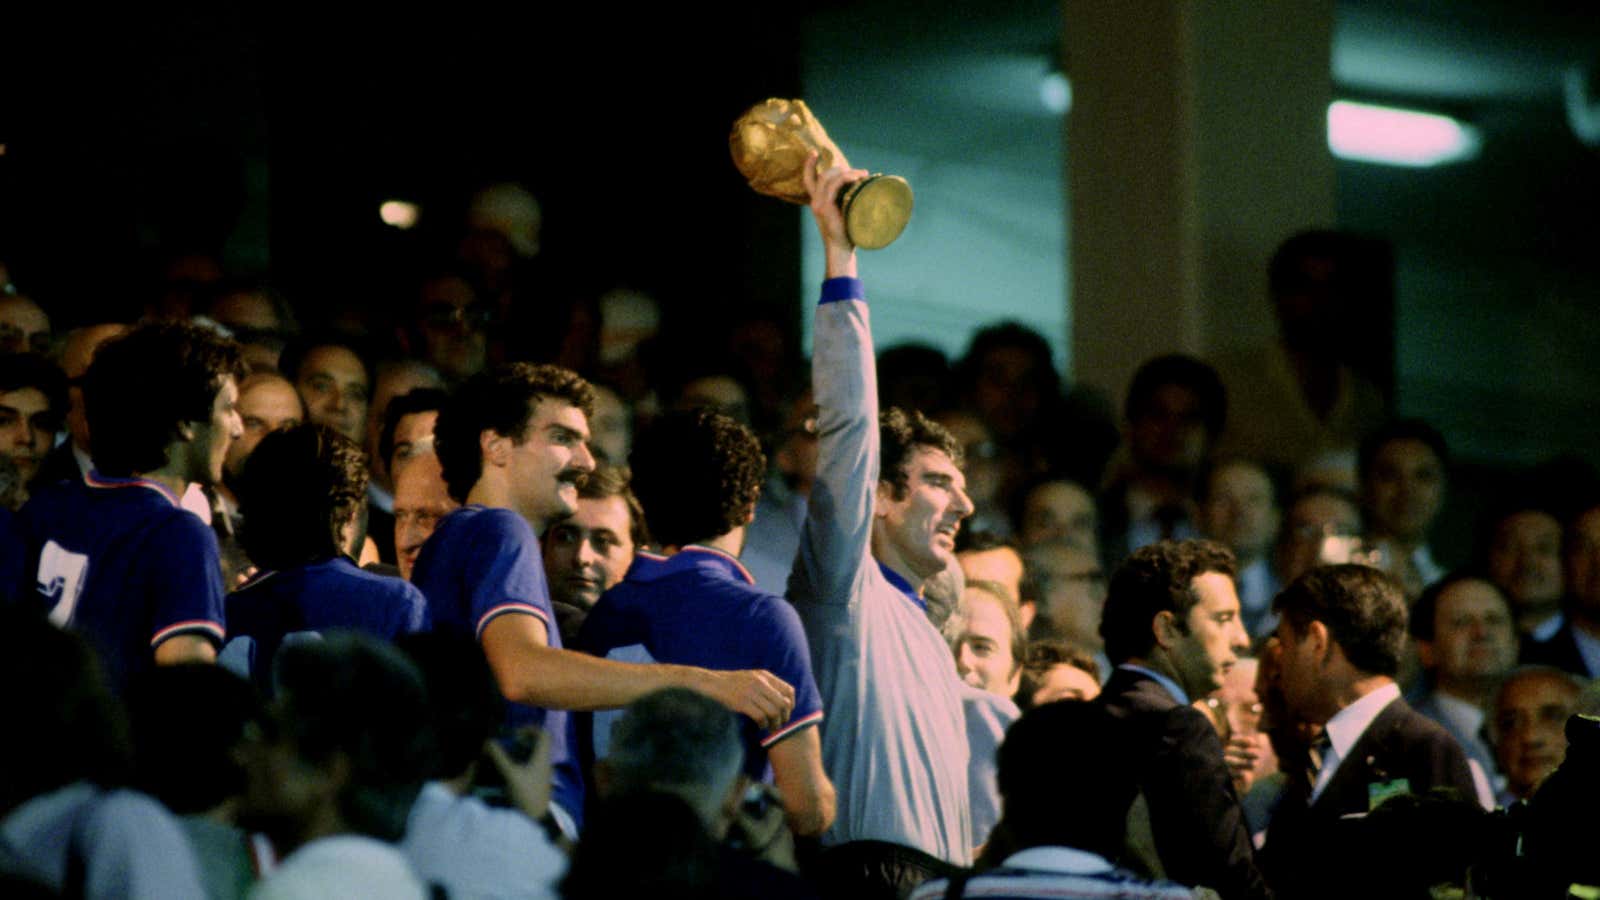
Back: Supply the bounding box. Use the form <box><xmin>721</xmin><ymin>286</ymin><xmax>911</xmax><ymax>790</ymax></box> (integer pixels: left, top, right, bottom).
<box><xmin>819</xmin><ymin>277</ymin><xmax>864</xmax><ymax>305</ymax></box>
<box><xmin>760</xmin><ymin>709</ymin><xmax>824</xmax><ymax>747</ymax></box>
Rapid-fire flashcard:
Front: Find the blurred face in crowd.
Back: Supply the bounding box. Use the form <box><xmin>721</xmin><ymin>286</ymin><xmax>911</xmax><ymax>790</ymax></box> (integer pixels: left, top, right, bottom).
<box><xmin>1030</xmin><ymin>663</ymin><xmax>1101</xmax><ymax>705</ymax></box>
<box><xmin>543</xmin><ymin>495</ymin><xmax>636</xmax><ymax>611</ymax></box>
<box><xmin>1419</xmin><ymin>579</ymin><xmax>1516</xmax><ymax>689</ymax></box>
<box><xmin>1210</xmin><ymin>656</ymin><xmax>1264</xmax><ymax>740</ymax></box>
<box><xmin>935</xmin><ymin>411</ymin><xmax>1001</xmax><ymax>515</ymax></box>
<box><xmin>1128</xmin><ymin>384</ymin><xmax>1210</xmax><ymax>476</ymax></box>
<box><xmin>365</xmin><ymin>363</ymin><xmax>444</xmax><ymax>483</ymax></box>
<box><xmin>954</xmin><ymin>586</ymin><xmax>1022</xmax><ymax>697</ymax></box>
<box><xmin>225</xmin><ymin>375</ymin><xmax>304</xmax><ymax>480</ymax></box>
<box><xmin>393</xmin><ymin>454</ymin><xmax>457</xmax><ymax>581</ymax></box>
<box><xmin>875</xmin><ymin>447</ymin><xmax>974</xmax><ymax>584</ymax></box>
<box><xmin>389</xmin><ymin>410</ymin><xmax>439</xmax><ymax>477</ymax></box>
<box><xmin>209</xmin><ymin>290</ymin><xmax>287</xmax><ymax>373</ymax></box>
<box><xmin>294</xmin><ymin>345</ymin><xmax>369</xmax><ymax>444</ymax></box>
<box><xmin>1025</xmin><ymin>543</ymin><xmax>1107</xmax><ymax>650</ymax></box>
<box><xmin>587</xmin><ymin>384</ymin><xmax>632</xmax><ymax>465</ymax></box>
<box><xmin>969</xmin><ymin>345</ymin><xmax>1044</xmax><ymax>441</ymax></box>
<box><xmin>414</xmin><ymin>275</ymin><xmax>489</xmax><ymax>383</ymax></box>
<box><xmin>1201</xmin><ymin>461</ymin><xmax>1280</xmax><ymax>563</ymax></box>
<box><xmin>61</xmin><ymin>324</ymin><xmax>129</xmax><ymax>453</ymax></box>
<box><xmin>958</xmin><ymin>545</ymin><xmax>1024</xmax><ymax>604</ymax></box>
<box><xmin>772</xmin><ymin>391</ymin><xmax>819</xmax><ymax>496</ymax></box>
<box><xmin>0</xmin><ymin>295</ymin><xmax>51</xmax><ymax>355</ymax></box>
<box><xmin>1362</xmin><ymin>438</ymin><xmax>1445</xmax><ymax>544</ymax></box>
<box><xmin>1486</xmin><ymin>510</ymin><xmax>1564</xmax><ymax>622</ymax></box>
<box><xmin>1166</xmin><ymin>572</ymin><xmax>1249</xmax><ymax>699</ymax></box>
<box><xmin>1019</xmin><ymin>480</ymin><xmax>1098</xmax><ymax>556</ymax></box>
<box><xmin>1566</xmin><ymin>506</ymin><xmax>1600</xmax><ymax>623</ymax></box>
<box><xmin>1276</xmin><ymin>491</ymin><xmax>1362</xmax><ymax>584</ymax></box>
<box><xmin>1492</xmin><ymin>671</ymin><xmax>1582</xmax><ymax>800</ymax></box>
<box><xmin>675</xmin><ymin>375</ymin><xmax>750</xmax><ymax>426</ymax></box>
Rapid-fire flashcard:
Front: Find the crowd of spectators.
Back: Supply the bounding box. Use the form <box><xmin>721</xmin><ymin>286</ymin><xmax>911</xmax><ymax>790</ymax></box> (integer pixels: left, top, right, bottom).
<box><xmin>2</xmin><ymin>160</ymin><xmax>1599</xmax><ymax>900</ymax></box>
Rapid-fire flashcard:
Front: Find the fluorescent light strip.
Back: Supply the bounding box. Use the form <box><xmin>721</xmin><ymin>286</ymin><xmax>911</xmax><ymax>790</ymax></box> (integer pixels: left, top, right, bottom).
<box><xmin>1327</xmin><ymin>100</ymin><xmax>1481</xmax><ymax>168</ymax></box>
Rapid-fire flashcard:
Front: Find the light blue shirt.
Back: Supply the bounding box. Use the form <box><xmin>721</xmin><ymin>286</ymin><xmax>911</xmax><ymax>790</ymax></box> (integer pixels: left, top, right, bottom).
<box><xmin>400</xmin><ymin>782</ymin><xmax>564</xmax><ymax>900</ymax></box>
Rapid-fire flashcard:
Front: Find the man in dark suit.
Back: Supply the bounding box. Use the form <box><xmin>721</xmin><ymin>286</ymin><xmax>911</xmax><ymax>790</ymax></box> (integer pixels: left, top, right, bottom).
<box><xmin>1261</xmin><ymin>564</ymin><xmax>1478</xmax><ymax>898</ymax></box>
<box><xmin>1523</xmin><ymin>501</ymin><xmax>1600</xmax><ymax>678</ymax></box>
<box><xmin>1092</xmin><ymin>539</ymin><xmax>1271</xmax><ymax>899</ymax></box>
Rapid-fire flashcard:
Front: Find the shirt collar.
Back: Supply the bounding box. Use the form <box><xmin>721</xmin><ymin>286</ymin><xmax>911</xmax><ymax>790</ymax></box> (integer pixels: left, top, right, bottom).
<box><xmin>1325</xmin><ymin>680</ymin><xmax>1402</xmax><ymax>761</ymax></box>
<box><xmin>877</xmin><ymin>560</ymin><xmax>926</xmax><ymax>612</ymax></box>
<box><xmin>1001</xmin><ymin>845</ymin><xmax>1115</xmax><ymax>875</ymax></box>
<box><xmin>1570</xmin><ymin>622</ymin><xmax>1600</xmax><ymax>676</ymax></box>
<box><xmin>1431</xmin><ymin>691</ymin><xmax>1486</xmax><ymax>742</ymax></box>
<box><xmin>670</xmin><ymin>544</ymin><xmax>756</xmax><ymax>585</ymax></box>
<box><xmin>1118</xmin><ymin>663</ymin><xmax>1189</xmax><ymax>705</ymax></box>
<box><xmin>84</xmin><ymin>470</ymin><xmax>181</xmax><ymax>506</ymax></box>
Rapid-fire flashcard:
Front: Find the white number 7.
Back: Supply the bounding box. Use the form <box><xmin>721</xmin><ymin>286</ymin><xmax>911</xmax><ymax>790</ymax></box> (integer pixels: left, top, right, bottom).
<box><xmin>38</xmin><ymin>540</ymin><xmax>90</xmax><ymax>627</ymax></box>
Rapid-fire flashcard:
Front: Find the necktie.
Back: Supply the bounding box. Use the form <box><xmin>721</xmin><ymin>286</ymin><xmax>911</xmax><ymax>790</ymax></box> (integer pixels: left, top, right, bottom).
<box><xmin>1305</xmin><ymin>731</ymin><xmax>1333</xmax><ymax>796</ymax></box>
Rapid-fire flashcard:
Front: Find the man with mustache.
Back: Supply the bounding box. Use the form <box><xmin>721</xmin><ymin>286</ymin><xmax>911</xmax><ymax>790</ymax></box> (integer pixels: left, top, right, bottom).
<box><xmin>1091</xmin><ymin>538</ymin><xmax>1266</xmax><ymax>898</ymax></box>
<box><xmin>411</xmin><ymin>363</ymin><xmax>795</xmax><ymax>839</ymax></box>
<box><xmin>790</xmin><ymin>158</ymin><xmax>977</xmax><ymax>898</ymax></box>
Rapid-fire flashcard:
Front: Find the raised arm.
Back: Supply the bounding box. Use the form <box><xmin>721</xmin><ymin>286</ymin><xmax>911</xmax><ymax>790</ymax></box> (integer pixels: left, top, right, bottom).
<box><xmin>794</xmin><ymin>156</ymin><xmax>877</xmax><ymax>607</ymax></box>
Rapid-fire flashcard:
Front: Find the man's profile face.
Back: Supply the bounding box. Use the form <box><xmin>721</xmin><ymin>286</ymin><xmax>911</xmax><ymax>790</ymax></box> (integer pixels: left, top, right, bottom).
<box><xmin>394</xmin><ymin>454</ymin><xmax>457</xmax><ymax>581</ymax></box>
<box><xmin>875</xmin><ymin>447</ymin><xmax>974</xmax><ymax>583</ymax></box>
<box><xmin>294</xmin><ymin>345</ymin><xmax>369</xmax><ymax>444</ymax></box>
<box><xmin>1425</xmin><ymin>579</ymin><xmax>1516</xmax><ymax>682</ymax></box>
<box><xmin>187</xmin><ymin>376</ymin><xmax>243</xmax><ymax>487</ymax></box>
<box><xmin>543</xmin><ymin>495</ymin><xmax>635</xmax><ymax>611</ymax></box>
<box><xmin>225</xmin><ymin>377</ymin><xmax>303</xmax><ymax>480</ymax></box>
<box><xmin>1169</xmin><ymin>571</ymin><xmax>1248</xmax><ymax>699</ymax></box>
<box><xmin>1363</xmin><ymin>438</ymin><xmax>1444</xmax><ymax>543</ymax></box>
<box><xmin>0</xmin><ymin>387</ymin><xmax>54</xmax><ymax>481</ymax></box>
<box><xmin>508</xmin><ymin>399</ymin><xmax>595</xmax><ymax>528</ymax></box>
<box><xmin>1486</xmin><ymin>511</ymin><xmax>1563</xmax><ymax>614</ymax></box>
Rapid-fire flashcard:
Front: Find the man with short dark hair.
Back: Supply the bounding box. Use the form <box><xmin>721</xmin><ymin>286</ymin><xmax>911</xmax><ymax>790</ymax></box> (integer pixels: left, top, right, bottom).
<box><xmin>1524</xmin><ymin>500</ymin><xmax>1600</xmax><ymax>678</ymax></box>
<box><xmin>221</xmin><ymin>424</ymin><xmax>427</xmax><ymax>693</ymax></box>
<box><xmin>1100</xmin><ymin>355</ymin><xmax>1227</xmax><ymax>565</ymax></box>
<box><xmin>579</xmin><ymin>409</ymin><xmax>832</xmax><ymax>836</ymax></box>
<box><xmin>20</xmin><ymin>322</ymin><xmax>244</xmax><ymax>689</ymax></box>
<box><xmin>280</xmin><ymin>334</ymin><xmax>372</xmax><ymax>445</ymax></box>
<box><xmin>1407</xmin><ymin>573</ymin><xmax>1516</xmax><ymax>805</ymax></box>
<box><xmin>543</xmin><ymin>462</ymin><xmax>648</xmax><ymax>644</ymax></box>
<box><xmin>1261</xmin><ymin>565</ymin><xmax>1477</xmax><ymax>898</ymax></box>
<box><xmin>0</xmin><ymin>354</ymin><xmax>66</xmax><ymax>503</ymax></box>
<box><xmin>1359</xmin><ymin>419</ymin><xmax>1450</xmax><ymax>597</ymax></box>
<box><xmin>1483</xmin><ymin>503</ymin><xmax>1565</xmax><ymax>641</ymax></box>
<box><xmin>790</xmin><ymin>158</ymin><xmax>977</xmax><ymax>896</ymax></box>
<box><xmin>412</xmin><ymin>363</ymin><xmax>794</xmax><ymax>837</ymax></box>
<box><xmin>1090</xmin><ymin>539</ymin><xmax>1266</xmax><ymax>899</ymax></box>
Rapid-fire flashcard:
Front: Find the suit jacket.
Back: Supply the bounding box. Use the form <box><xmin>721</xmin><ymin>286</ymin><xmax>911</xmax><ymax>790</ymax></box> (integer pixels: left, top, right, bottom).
<box><xmin>1522</xmin><ymin>620</ymin><xmax>1597</xmax><ymax>678</ymax></box>
<box><xmin>1094</xmin><ymin>667</ymin><xmax>1272</xmax><ymax>900</ymax></box>
<box><xmin>1261</xmin><ymin>696</ymin><xmax>1477</xmax><ymax>898</ymax></box>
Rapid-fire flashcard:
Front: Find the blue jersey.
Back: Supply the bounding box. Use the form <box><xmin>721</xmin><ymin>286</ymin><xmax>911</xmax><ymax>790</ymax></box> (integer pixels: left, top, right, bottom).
<box><xmin>577</xmin><ymin>546</ymin><xmax>825</xmax><ymax>780</ymax></box>
<box><xmin>411</xmin><ymin>505</ymin><xmax>582</xmax><ymax>822</ymax></box>
<box><xmin>19</xmin><ymin>473</ymin><xmax>226</xmax><ymax>692</ymax></box>
<box><xmin>220</xmin><ymin>556</ymin><xmax>428</xmax><ymax>693</ymax></box>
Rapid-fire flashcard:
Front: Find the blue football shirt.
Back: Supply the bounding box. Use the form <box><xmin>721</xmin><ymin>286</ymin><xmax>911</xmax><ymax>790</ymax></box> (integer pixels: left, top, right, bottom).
<box><xmin>577</xmin><ymin>545</ymin><xmax>825</xmax><ymax>780</ymax></box>
<box><xmin>411</xmin><ymin>504</ymin><xmax>582</xmax><ymax>823</ymax></box>
<box><xmin>221</xmin><ymin>556</ymin><xmax>428</xmax><ymax>693</ymax></box>
<box><xmin>20</xmin><ymin>473</ymin><xmax>227</xmax><ymax>692</ymax></box>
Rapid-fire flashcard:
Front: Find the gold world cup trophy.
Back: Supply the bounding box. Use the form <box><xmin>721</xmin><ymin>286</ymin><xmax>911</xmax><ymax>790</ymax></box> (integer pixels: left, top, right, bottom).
<box><xmin>730</xmin><ymin>99</ymin><xmax>913</xmax><ymax>250</ymax></box>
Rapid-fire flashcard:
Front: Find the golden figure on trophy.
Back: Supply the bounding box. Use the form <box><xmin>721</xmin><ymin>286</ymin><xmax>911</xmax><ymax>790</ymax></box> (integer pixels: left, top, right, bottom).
<box><xmin>730</xmin><ymin>98</ymin><xmax>914</xmax><ymax>250</ymax></box>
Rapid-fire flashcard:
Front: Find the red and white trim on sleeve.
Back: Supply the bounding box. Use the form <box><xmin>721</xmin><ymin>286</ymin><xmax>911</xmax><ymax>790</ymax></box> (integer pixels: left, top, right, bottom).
<box><xmin>474</xmin><ymin>603</ymin><xmax>550</xmax><ymax>640</ymax></box>
<box><xmin>150</xmin><ymin>619</ymin><xmax>226</xmax><ymax>647</ymax></box>
<box><xmin>760</xmin><ymin>709</ymin><xmax>824</xmax><ymax>748</ymax></box>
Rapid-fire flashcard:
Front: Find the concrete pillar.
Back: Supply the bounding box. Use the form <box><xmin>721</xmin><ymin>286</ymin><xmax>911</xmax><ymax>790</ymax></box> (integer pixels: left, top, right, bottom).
<box><xmin>1064</xmin><ymin>0</ymin><xmax>1337</xmax><ymax>402</ymax></box>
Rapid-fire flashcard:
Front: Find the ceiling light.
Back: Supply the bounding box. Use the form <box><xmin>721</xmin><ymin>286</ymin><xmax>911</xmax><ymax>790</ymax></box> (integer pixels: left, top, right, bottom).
<box><xmin>1327</xmin><ymin>100</ymin><xmax>1480</xmax><ymax>167</ymax></box>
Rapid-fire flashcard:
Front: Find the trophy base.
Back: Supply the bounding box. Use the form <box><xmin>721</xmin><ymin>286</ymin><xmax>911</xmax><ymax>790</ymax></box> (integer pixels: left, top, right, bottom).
<box><xmin>841</xmin><ymin>174</ymin><xmax>913</xmax><ymax>250</ymax></box>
